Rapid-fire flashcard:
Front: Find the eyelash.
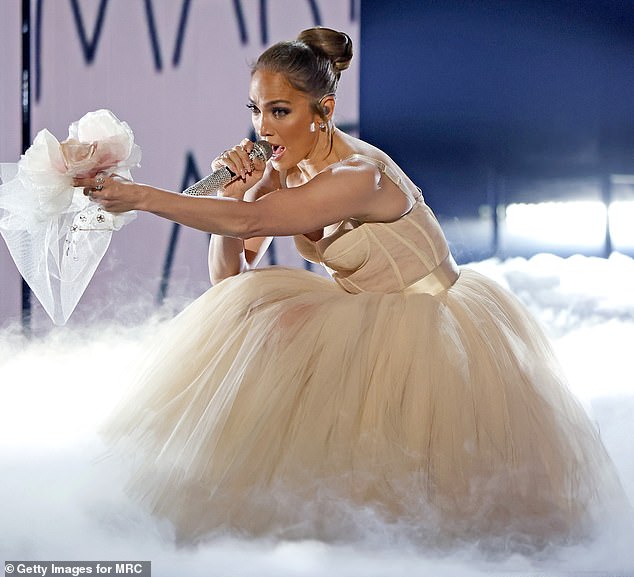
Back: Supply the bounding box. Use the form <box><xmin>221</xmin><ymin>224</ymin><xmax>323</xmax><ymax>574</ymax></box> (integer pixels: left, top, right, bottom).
<box><xmin>246</xmin><ymin>104</ymin><xmax>290</xmax><ymax>118</ymax></box>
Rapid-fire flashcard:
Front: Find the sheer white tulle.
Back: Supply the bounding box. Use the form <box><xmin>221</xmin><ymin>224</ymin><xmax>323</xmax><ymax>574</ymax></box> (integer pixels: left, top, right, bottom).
<box><xmin>0</xmin><ymin>110</ymin><xmax>141</xmax><ymax>325</ymax></box>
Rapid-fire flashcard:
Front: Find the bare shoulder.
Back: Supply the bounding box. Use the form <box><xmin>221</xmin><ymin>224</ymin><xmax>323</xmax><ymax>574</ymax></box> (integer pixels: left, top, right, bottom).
<box><xmin>336</xmin><ymin>131</ymin><xmax>396</xmax><ymax>165</ymax></box>
<box><xmin>320</xmin><ymin>155</ymin><xmax>382</xmax><ymax>191</ymax></box>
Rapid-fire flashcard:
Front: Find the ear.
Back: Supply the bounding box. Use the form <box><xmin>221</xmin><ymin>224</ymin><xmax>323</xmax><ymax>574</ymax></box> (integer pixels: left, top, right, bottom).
<box><xmin>320</xmin><ymin>94</ymin><xmax>336</xmax><ymax>122</ymax></box>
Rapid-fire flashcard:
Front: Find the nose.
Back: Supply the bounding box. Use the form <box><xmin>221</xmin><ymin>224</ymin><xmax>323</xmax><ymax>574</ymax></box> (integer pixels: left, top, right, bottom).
<box><xmin>255</xmin><ymin>114</ymin><xmax>273</xmax><ymax>139</ymax></box>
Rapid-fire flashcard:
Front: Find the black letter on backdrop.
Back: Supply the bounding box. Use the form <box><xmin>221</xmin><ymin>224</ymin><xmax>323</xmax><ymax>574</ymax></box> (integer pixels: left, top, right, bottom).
<box><xmin>232</xmin><ymin>0</ymin><xmax>322</xmax><ymax>46</ymax></box>
<box><xmin>69</xmin><ymin>0</ymin><xmax>109</xmax><ymax>64</ymax></box>
<box><xmin>143</xmin><ymin>0</ymin><xmax>163</xmax><ymax>70</ymax></box>
<box><xmin>181</xmin><ymin>151</ymin><xmax>203</xmax><ymax>190</ymax></box>
<box><xmin>36</xmin><ymin>0</ymin><xmax>110</xmax><ymax>101</ymax></box>
<box><xmin>35</xmin><ymin>0</ymin><xmax>354</xmax><ymax>100</ymax></box>
<box><xmin>172</xmin><ymin>0</ymin><xmax>192</xmax><ymax>66</ymax></box>
<box><xmin>35</xmin><ymin>0</ymin><xmax>169</xmax><ymax>100</ymax></box>
<box><xmin>158</xmin><ymin>151</ymin><xmax>201</xmax><ymax>303</ymax></box>
<box><xmin>350</xmin><ymin>0</ymin><xmax>358</xmax><ymax>21</ymax></box>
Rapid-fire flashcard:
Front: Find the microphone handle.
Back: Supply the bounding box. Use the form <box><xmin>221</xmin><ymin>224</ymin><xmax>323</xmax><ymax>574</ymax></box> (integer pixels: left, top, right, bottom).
<box><xmin>183</xmin><ymin>141</ymin><xmax>272</xmax><ymax>197</ymax></box>
<box><xmin>183</xmin><ymin>167</ymin><xmax>235</xmax><ymax>196</ymax></box>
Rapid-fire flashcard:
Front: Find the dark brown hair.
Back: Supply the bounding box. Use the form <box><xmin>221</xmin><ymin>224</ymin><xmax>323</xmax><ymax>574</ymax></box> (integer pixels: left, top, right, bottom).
<box><xmin>252</xmin><ymin>27</ymin><xmax>353</xmax><ymax>120</ymax></box>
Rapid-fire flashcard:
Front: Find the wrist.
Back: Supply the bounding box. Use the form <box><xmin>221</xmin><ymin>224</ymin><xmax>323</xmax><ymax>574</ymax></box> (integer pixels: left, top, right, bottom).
<box><xmin>217</xmin><ymin>182</ymin><xmax>248</xmax><ymax>200</ymax></box>
<box><xmin>136</xmin><ymin>183</ymin><xmax>154</xmax><ymax>211</ymax></box>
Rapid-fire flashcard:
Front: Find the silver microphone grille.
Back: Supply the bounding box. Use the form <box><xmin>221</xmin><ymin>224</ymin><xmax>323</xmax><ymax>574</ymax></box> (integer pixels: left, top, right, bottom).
<box><xmin>251</xmin><ymin>140</ymin><xmax>273</xmax><ymax>162</ymax></box>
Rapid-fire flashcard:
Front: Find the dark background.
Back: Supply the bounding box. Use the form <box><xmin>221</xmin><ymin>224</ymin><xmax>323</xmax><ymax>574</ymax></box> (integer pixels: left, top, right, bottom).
<box><xmin>359</xmin><ymin>0</ymin><xmax>634</xmax><ymax>261</ymax></box>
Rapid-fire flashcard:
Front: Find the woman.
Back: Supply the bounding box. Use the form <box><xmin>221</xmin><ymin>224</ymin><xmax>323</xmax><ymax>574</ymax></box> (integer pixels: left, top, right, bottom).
<box><xmin>76</xmin><ymin>27</ymin><xmax>625</xmax><ymax>548</ymax></box>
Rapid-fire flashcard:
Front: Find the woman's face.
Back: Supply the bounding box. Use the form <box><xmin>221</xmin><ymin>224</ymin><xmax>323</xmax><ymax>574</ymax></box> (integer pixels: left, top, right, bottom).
<box><xmin>248</xmin><ymin>70</ymin><xmax>321</xmax><ymax>171</ymax></box>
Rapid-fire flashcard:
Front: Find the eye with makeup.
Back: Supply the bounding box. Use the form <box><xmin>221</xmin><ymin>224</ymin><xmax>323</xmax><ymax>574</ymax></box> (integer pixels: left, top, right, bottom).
<box><xmin>246</xmin><ymin>103</ymin><xmax>290</xmax><ymax>119</ymax></box>
<box><xmin>272</xmin><ymin>107</ymin><xmax>290</xmax><ymax>118</ymax></box>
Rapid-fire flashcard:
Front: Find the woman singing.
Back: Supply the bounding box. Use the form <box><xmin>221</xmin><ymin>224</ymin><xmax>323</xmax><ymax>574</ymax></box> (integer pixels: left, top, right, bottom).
<box><xmin>75</xmin><ymin>27</ymin><xmax>626</xmax><ymax>548</ymax></box>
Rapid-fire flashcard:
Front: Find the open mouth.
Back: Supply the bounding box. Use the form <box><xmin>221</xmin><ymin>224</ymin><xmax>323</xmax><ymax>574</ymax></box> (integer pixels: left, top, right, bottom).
<box><xmin>271</xmin><ymin>145</ymin><xmax>286</xmax><ymax>159</ymax></box>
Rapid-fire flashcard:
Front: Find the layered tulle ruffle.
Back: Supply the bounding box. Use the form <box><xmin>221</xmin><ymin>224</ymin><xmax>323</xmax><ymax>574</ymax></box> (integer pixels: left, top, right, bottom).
<box><xmin>103</xmin><ymin>266</ymin><xmax>625</xmax><ymax>547</ymax></box>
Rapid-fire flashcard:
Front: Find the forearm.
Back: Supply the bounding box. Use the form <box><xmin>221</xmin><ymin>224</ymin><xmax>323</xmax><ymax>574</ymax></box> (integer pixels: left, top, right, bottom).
<box><xmin>208</xmin><ymin>234</ymin><xmax>248</xmax><ymax>284</ymax></box>
<box><xmin>137</xmin><ymin>183</ymin><xmax>254</xmax><ymax>237</ymax></box>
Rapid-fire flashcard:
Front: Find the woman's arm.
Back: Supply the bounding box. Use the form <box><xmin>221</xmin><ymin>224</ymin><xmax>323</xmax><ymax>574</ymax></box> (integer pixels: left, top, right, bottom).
<box><xmin>208</xmin><ymin>162</ymin><xmax>279</xmax><ymax>283</ymax></box>
<box><xmin>77</xmin><ymin>158</ymin><xmax>410</xmax><ymax>240</ymax></box>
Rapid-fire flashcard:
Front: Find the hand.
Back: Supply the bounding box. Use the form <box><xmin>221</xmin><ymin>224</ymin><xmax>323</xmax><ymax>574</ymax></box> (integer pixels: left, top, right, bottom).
<box><xmin>73</xmin><ymin>172</ymin><xmax>138</xmax><ymax>213</ymax></box>
<box><xmin>211</xmin><ymin>139</ymin><xmax>266</xmax><ymax>198</ymax></box>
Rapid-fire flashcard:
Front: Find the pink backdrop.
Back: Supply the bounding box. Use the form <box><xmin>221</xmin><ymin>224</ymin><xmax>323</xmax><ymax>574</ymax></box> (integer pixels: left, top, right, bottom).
<box><xmin>0</xmin><ymin>0</ymin><xmax>359</xmax><ymax>330</ymax></box>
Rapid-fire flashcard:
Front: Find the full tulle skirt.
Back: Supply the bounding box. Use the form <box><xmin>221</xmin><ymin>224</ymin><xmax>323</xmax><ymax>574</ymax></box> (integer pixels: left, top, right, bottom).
<box><xmin>103</xmin><ymin>266</ymin><xmax>626</xmax><ymax>548</ymax></box>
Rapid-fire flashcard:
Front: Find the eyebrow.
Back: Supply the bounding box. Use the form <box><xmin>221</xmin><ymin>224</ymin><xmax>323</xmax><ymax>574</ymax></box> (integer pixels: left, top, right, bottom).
<box><xmin>248</xmin><ymin>98</ymin><xmax>293</xmax><ymax>107</ymax></box>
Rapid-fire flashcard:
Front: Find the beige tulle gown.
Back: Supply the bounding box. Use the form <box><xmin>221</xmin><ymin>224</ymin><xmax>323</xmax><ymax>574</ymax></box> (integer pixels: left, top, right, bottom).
<box><xmin>104</xmin><ymin>154</ymin><xmax>626</xmax><ymax>548</ymax></box>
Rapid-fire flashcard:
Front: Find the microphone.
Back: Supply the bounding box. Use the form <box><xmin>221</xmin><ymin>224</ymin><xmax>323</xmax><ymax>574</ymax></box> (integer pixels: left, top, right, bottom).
<box><xmin>183</xmin><ymin>140</ymin><xmax>273</xmax><ymax>196</ymax></box>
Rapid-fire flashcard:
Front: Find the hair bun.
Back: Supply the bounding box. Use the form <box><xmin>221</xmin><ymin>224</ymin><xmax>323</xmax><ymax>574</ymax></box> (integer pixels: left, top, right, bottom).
<box><xmin>297</xmin><ymin>27</ymin><xmax>353</xmax><ymax>75</ymax></box>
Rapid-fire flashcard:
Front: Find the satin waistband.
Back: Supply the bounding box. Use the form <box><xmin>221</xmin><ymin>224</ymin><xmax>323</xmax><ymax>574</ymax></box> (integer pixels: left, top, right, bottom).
<box><xmin>404</xmin><ymin>253</ymin><xmax>460</xmax><ymax>296</ymax></box>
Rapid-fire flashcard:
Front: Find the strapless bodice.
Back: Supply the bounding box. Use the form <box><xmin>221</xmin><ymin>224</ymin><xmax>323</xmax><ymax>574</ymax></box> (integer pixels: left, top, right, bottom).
<box><xmin>293</xmin><ymin>155</ymin><xmax>455</xmax><ymax>294</ymax></box>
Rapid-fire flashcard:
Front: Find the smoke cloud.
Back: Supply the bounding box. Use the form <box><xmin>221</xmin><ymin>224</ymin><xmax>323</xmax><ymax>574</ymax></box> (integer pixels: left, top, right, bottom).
<box><xmin>1</xmin><ymin>253</ymin><xmax>633</xmax><ymax>576</ymax></box>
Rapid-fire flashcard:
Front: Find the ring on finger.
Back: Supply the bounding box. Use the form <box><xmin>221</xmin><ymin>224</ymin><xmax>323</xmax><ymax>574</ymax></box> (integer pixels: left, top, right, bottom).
<box><xmin>94</xmin><ymin>184</ymin><xmax>103</xmax><ymax>191</ymax></box>
<box><xmin>96</xmin><ymin>175</ymin><xmax>105</xmax><ymax>185</ymax></box>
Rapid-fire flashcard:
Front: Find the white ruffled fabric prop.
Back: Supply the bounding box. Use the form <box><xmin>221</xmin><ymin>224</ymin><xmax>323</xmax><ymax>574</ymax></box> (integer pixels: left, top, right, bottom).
<box><xmin>0</xmin><ymin>109</ymin><xmax>141</xmax><ymax>325</ymax></box>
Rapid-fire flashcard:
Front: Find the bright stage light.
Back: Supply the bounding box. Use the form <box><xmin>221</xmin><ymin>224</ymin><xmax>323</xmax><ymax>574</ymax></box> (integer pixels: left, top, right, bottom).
<box><xmin>504</xmin><ymin>200</ymin><xmax>608</xmax><ymax>247</ymax></box>
<box><xmin>609</xmin><ymin>200</ymin><xmax>634</xmax><ymax>247</ymax></box>
<box><xmin>503</xmin><ymin>198</ymin><xmax>634</xmax><ymax>250</ymax></box>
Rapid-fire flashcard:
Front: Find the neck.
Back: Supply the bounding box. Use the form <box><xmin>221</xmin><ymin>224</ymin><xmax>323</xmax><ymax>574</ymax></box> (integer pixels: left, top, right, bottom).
<box><xmin>297</xmin><ymin>127</ymin><xmax>342</xmax><ymax>179</ymax></box>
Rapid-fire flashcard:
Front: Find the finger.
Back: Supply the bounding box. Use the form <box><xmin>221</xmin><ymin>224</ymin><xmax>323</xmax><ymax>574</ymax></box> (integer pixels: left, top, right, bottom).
<box><xmin>211</xmin><ymin>144</ymin><xmax>257</xmax><ymax>178</ymax></box>
<box><xmin>239</xmin><ymin>142</ymin><xmax>262</xmax><ymax>175</ymax></box>
<box><xmin>245</xmin><ymin>141</ymin><xmax>269</xmax><ymax>172</ymax></box>
<box><xmin>242</xmin><ymin>140</ymin><xmax>262</xmax><ymax>173</ymax></box>
<box><xmin>218</xmin><ymin>149</ymin><xmax>240</xmax><ymax>176</ymax></box>
<box><xmin>210</xmin><ymin>150</ymin><xmax>229</xmax><ymax>171</ymax></box>
<box><xmin>231</xmin><ymin>146</ymin><xmax>248</xmax><ymax>178</ymax></box>
<box><xmin>251</xmin><ymin>152</ymin><xmax>266</xmax><ymax>172</ymax></box>
<box><xmin>74</xmin><ymin>175</ymin><xmax>104</xmax><ymax>189</ymax></box>
<box><xmin>83</xmin><ymin>187</ymin><xmax>100</xmax><ymax>200</ymax></box>
<box><xmin>74</xmin><ymin>172</ymin><xmax>95</xmax><ymax>185</ymax></box>
<box><xmin>223</xmin><ymin>147</ymin><xmax>252</xmax><ymax>179</ymax></box>
<box><xmin>222</xmin><ymin>145</ymin><xmax>249</xmax><ymax>178</ymax></box>
<box><xmin>240</xmin><ymin>139</ymin><xmax>255</xmax><ymax>157</ymax></box>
